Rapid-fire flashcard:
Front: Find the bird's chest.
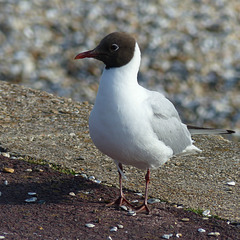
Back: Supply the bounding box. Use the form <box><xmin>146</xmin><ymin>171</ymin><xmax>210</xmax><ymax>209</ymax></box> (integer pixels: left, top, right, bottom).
<box><xmin>88</xmin><ymin>88</ymin><xmax>150</xmax><ymax>159</ymax></box>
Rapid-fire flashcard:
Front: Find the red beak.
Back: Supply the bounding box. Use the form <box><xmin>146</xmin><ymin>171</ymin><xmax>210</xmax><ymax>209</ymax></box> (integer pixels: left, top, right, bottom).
<box><xmin>74</xmin><ymin>49</ymin><xmax>98</xmax><ymax>60</ymax></box>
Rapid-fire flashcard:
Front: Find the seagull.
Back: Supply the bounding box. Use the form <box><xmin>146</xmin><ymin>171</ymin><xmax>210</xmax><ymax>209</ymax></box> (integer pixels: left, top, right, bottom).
<box><xmin>75</xmin><ymin>32</ymin><xmax>235</xmax><ymax>213</ymax></box>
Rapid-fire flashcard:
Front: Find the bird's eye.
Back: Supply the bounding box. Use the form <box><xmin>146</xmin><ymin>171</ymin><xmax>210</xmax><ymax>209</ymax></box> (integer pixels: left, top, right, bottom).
<box><xmin>110</xmin><ymin>43</ymin><xmax>119</xmax><ymax>51</ymax></box>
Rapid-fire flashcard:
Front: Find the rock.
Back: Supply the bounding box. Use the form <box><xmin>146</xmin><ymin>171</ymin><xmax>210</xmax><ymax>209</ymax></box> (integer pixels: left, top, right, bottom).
<box><xmin>181</xmin><ymin>218</ymin><xmax>190</xmax><ymax>222</ymax></box>
<box><xmin>208</xmin><ymin>232</ymin><xmax>220</xmax><ymax>236</ymax></box>
<box><xmin>85</xmin><ymin>223</ymin><xmax>95</xmax><ymax>228</ymax></box>
<box><xmin>3</xmin><ymin>167</ymin><xmax>14</xmax><ymax>173</ymax></box>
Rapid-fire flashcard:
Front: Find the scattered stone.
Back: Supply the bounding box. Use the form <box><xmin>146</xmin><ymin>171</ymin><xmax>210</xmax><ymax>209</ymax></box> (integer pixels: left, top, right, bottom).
<box><xmin>147</xmin><ymin>198</ymin><xmax>161</xmax><ymax>204</ymax></box>
<box><xmin>93</xmin><ymin>179</ymin><xmax>102</xmax><ymax>184</ymax></box>
<box><xmin>177</xmin><ymin>205</ymin><xmax>184</xmax><ymax>209</ymax></box>
<box><xmin>127</xmin><ymin>210</ymin><xmax>136</xmax><ymax>216</ymax></box>
<box><xmin>25</xmin><ymin>197</ymin><xmax>37</xmax><ymax>203</ymax></box>
<box><xmin>227</xmin><ymin>181</ymin><xmax>236</xmax><ymax>186</ymax></box>
<box><xmin>198</xmin><ymin>228</ymin><xmax>206</xmax><ymax>233</ymax></box>
<box><xmin>1</xmin><ymin>152</ymin><xmax>10</xmax><ymax>158</ymax></box>
<box><xmin>208</xmin><ymin>232</ymin><xmax>220</xmax><ymax>236</ymax></box>
<box><xmin>202</xmin><ymin>210</ymin><xmax>211</xmax><ymax>217</ymax></box>
<box><xmin>107</xmin><ymin>236</ymin><xmax>113</xmax><ymax>240</ymax></box>
<box><xmin>3</xmin><ymin>168</ymin><xmax>14</xmax><ymax>173</ymax></box>
<box><xmin>202</xmin><ymin>217</ymin><xmax>209</xmax><ymax>220</ymax></box>
<box><xmin>28</xmin><ymin>192</ymin><xmax>37</xmax><ymax>196</ymax></box>
<box><xmin>117</xmin><ymin>224</ymin><xmax>123</xmax><ymax>229</ymax></box>
<box><xmin>88</xmin><ymin>176</ymin><xmax>95</xmax><ymax>181</ymax></box>
<box><xmin>131</xmin><ymin>200</ymin><xmax>139</xmax><ymax>203</ymax></box>
<box><xmin>85</xmin><ymin>223</ymin><xmax>95</xmax><ymax>228</ymax></box>
<box><xmin>69</xmin><ymin>192</ymin><xmax>76</xmax><ymax>197</ymax></box>
<box><xmin>25</xmin><ymin>168</ymin><xmax>33</xmax><ymax>172</ymax></box>
<box><xmin>110</xmin><ymin>226</ymin><xmax>118</xmax><ymax>232</ymax></box>
<box><xmin>4</xmin><ymin>180</ymin><xmax>8</xmax><ymax>185</ymax></box>
<box><xmin>0</xmin><ymin>236</ymin><xmax>5</xmax><ymax>239</ymax></box>
<box><xmin>176</xmin><ymin>233</ymin><xmax>182</xmax><ymax>238</ymax></box>
<box><xmin>80</xmin><ymin>173</ymin><xmax>88</xmax><ymax>179</ymax></box>
<box><xmin>135</xmin><ymin>193</ymin><xmax>143</xmax><ymax>197</ymax></box>
<box><xmin>162</xmin><ymin>234</ymin><xmax>173</xmax><ymax>239</ymax></box>
<box><xmin>120</xmin><ymin>205</ymin><xmax>128</xmax><ymax>211</ymax></box>
<box><xmin>34</xmin><ymin>168</ymin><xmax>43</xmax><ymax>172</ymax></box>
<box><xmin>181</xmin><ymin>218</ymin><xmax>189</xmax><ymax>222</ymax></box>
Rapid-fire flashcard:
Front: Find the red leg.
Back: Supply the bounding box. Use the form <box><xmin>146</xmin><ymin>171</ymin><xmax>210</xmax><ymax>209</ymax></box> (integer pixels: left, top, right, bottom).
<box><xmin>107</xmin><ymin>163</ymin><xmax>134</xmax><ymax>208</ymax></box>
<box><xmin>135</xmin><ymin>169</ymin><xmax>150</xmax><ymax>213</ymax></box>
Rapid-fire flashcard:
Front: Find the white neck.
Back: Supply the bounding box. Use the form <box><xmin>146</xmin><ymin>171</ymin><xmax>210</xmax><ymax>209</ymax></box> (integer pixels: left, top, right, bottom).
<box><xmin>100</xmin><ymin>43</ymin><xmax>141</xmax><ymax>87</ymax></box>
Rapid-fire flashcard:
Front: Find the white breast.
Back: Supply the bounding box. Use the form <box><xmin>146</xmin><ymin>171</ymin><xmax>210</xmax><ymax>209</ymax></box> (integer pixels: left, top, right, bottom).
<box><xmin>89</xmin><ymin>44</ymin><xmax>174</xmax><ymax>169</ymax></box>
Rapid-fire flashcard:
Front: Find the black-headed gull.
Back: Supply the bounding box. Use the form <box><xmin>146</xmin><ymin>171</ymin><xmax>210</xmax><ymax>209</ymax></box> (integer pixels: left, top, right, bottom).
<box><xmin>75</xmin><ymin>32</ymin><xmax>235</xmax><ymax>213</ymax></box>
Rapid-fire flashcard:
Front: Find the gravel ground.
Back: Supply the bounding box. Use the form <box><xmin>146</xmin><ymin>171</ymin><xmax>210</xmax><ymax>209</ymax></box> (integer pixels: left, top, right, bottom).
<box><xmin>0</xmin><ymin>0</ymin><xmax>240</xmax><ymax>133</ymax></box>
<box><xmin>1</xmin><ymin>155</ymin><xmax>240</xmax><ymax>240</ymax></box>
<box><xmin>0</xmin><ymin>81</ymin><xmax>239</xmax><ymax>224</ymax></box>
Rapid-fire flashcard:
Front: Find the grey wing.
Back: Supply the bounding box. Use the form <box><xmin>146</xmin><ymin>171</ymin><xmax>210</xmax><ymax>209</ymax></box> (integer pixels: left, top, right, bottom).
<box><xmin>147</xmin><ymin>91</ymin><xmax>193</xmax><ymax>155</ymax></box>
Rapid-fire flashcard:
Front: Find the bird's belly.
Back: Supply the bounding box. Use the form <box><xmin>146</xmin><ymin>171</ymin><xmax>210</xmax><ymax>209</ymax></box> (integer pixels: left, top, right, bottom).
<box><xmin>89</xmin><ymin>109</ymin><xmax>173</xmax><ymax>169</ymax></box>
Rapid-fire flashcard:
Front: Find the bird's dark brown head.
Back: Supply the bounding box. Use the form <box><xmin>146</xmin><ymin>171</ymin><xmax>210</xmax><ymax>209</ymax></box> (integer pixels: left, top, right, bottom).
<box><xmin>75</xmin><ymin>32</ymin><xmax>136</xmax><ymax>69</ymax></box>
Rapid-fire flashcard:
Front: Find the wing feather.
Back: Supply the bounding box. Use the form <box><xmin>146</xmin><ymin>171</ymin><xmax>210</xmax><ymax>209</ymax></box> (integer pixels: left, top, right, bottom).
<box><xmin>147</xmin><ymin>91</ymin><xmax>193</xmax><ymax>155</ymax></box>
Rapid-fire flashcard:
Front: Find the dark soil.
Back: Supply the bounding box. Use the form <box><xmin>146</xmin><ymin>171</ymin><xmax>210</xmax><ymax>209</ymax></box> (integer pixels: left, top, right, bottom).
<box><xmin>0</xmin><ymin>155</ymin><xmax>239</xmax><ymax>240</ymax></box>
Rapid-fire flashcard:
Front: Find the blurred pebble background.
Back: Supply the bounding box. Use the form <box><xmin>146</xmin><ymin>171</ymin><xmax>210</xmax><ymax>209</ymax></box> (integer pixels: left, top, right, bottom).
<box><xmin>0</xmin><ymin>0</ymin><xmax>239</xmax><ymax>138</ymax></box>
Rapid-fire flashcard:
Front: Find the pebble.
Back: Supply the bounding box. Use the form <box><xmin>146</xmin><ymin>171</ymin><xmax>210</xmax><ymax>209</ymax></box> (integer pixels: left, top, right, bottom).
<box><xmin>1</xmin><ymin>152</ymin><xmax>10</xmax><ymax>158</ymax></box>
<box><xmin>127</xmin><ymin>210</ymin><xmax>136</xmax><ymax>216</ymax></box>
<box><xmin>117</xmin><ymin>224</ymin><xmax>123</xmax><ymax>229</ymax></box>
<box><xmin>28</xmin><ymin>192</ymin><xmax>37</xmax><ymax>196</ymax></box>
<box><xmin>198</xmin><ymin>228</ymin><xmax>206</xmax><ymax>233</ymax></box>
<box><xmin>80</xmin><ymin>173</ymin><xmax>88</xmax><ymax>179</ymax></box>
<box><xmin>93</xmin><ymin>179</ymin><xmax>102</xmax><ymax>184</ymax></box>
<box><xmin>88</xmin><ymin>176</ymin><xmax>95</xmax><ymax>181</ymax></box>
<box><xmin>147</xmin><ymin>198</ymin><xmax>161</xmax><ymax>204</ymax></box>
<box><xmin>34</xmin><ymin>168</ymin><xmax>43</xmax><ymax>172</ymax></box>
<box><xmin>202</xmin><ymin>210</ymin><xmax>211</xmax><ymax>217</ymax></box>
<box><xmin>107</xmin><ymin>236</ymin><xmax>112</xmax><ymax>240</ymax></box>
<box><xmin>69</xmin><ymin>192</ymin><xmax>76</xmax><ymax>196</ymax></box>
<box><xmin>120</xmin><ymin>205</ymin><xmax>128</xmax><ymax>211</ymax></box>
<box><xmin>4</xmin><ymin>180</ymin><xmax>8</xmax><ymax>185</ymax></box>
<box><xmin>135</xmin><ymin>193</ymin><xmax>143</xmax><ymax>197</ymax></box>
<box><xmin>25</xmin><ymin>169</ymin><xmax>33</xmax><ymax>172</ymax></box>
<box><xmin>110</xmin><ymin>227</ymin><xmax>118</xmax><ymax>232</ymax></box>
<box><xmin>162</xmin><ymin>234</ymin><xmax>173</xmax><ymax>239</ymax></box>
<box><xmin>0</xmin><ymin>236</ymin><xmax>5</xmax><ymax>239</ymax></box>
<box><xmin>25</xmin><ymin>197</ymin><xmax>37</xmax><ymax>203</ymax></box>
<box><xmin>208</xmin><ymin>232</ymin><xmax>220</xmax><ymax>236</ymax></box>
<box><xmin>181</xmin><ymin>218</ymin><xmax>189</xmax><ymax>222</ymax></box>
<box><xmin>227</xmin><ymin>181</ymin><xmax>236</xmax><ymax>186</ymax></box>
<box><xmin>85</xmin><ymin>223</ymin><xmax>95</xmax><ymax>228</ymax></box>
<box><xmin>3</xmin><ymin>168</ymin><xmax>14</xmax><ymax>173</ymax></box>
<box><xmin>176</xmin><ymin>233</ymin><xmax>182</xmax><ymax>238</ymax></box>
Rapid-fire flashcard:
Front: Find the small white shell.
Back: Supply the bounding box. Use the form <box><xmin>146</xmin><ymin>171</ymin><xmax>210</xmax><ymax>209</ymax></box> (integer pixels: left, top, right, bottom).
<box><xmin>227</xmin><ymin>181</ymin><xmax>236</xmax><ymax>186</ymax></box>
<box><xmin>127</xmin><ymin>210</ymin><xmax>136</xmax><ymax>216</ymax></box>
<box><xmin>28</xmin><ymin>192</ymin><xmax>37</xmax><ymax>196</ymax></box>
<box><xmin>110</xmin><ymin>226</ymin><xmax>118</xmax><ymax>232</ymax></box>
<box><xmin>202</xmin><ymin>209</ymin><xmax>211</xmax><ymax>216</ymax></box>
<box><xmin>85</xmin><ymin>223</ymin><xmax>95</xmax><ymax>228</ymax></box>
<box><xmin>208</xmin><ymin>232</ymin><xmax>220</xmax><ymax>236</ymax></box>
<box><xmin>147</xmin><ymin>198</ymin><xmax>161</xmax><ymax>204</ymax></box>
<box><xmin>25</xmin><ymin>197</ymin><xmax>37</xmax><ymax>203</ymax></box>
<box><xmin>120</xmin><ymin>205</ymin><xmax>128</xmax><ymax>211</ymax></box>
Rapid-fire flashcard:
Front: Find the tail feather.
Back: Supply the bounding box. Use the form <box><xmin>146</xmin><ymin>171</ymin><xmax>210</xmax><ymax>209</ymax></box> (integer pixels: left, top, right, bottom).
<box><xmin>187</xmin><ymin>125</ymin><xmax>235</xmax><ymax>135</ymax></box>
